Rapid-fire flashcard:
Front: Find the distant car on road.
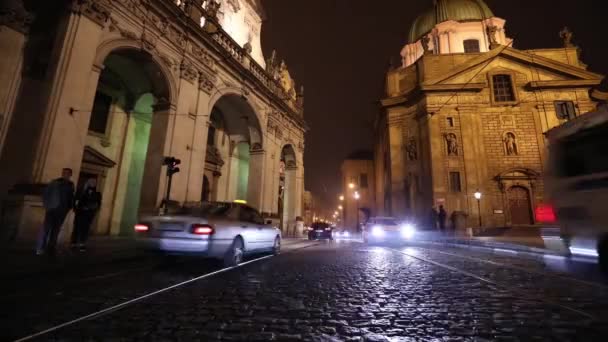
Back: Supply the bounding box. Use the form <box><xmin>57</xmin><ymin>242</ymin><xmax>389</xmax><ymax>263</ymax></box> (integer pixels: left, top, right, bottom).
<box><xmin>307</xmin><ymin>222</ymin><xmax>333</xmax><ymax>240</ymax></box>
<box><xmin>363</xmin><ymin>216</ymin><xmax>416</xmax><ymax>244</ymax></box>
<box><xmin>134</xmin><ymin>201</ymin><xmax>281</xmax><ymax>266</ymax></box>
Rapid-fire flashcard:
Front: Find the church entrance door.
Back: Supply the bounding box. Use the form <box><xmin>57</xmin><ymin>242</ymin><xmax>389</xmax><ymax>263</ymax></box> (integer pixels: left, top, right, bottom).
<box><xmin>508</xmin><ymin>186</ymin><xmax>533</xmax><ymax>225</ymax></box>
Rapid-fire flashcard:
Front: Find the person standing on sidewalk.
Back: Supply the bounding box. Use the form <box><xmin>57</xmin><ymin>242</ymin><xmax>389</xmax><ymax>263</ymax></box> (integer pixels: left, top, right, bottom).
<box><xmin>438</xmin><ymin>205</ymin><xmax>447</xmax><ymax>233</ymax></box>
<box><xmin>71</xmin><ymin>178</ymin><xmax>102</xmax><ymax>252</ymax></box>
<box><xmin>36</xmin><ymin>168</ymin><xmax>75</xmax><ymax>256</ymax></box>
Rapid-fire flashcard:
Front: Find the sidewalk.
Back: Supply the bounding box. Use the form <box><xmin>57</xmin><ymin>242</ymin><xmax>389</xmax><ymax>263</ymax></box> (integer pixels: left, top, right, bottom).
<box><xmin>415</xmin><ymin>226</ymin><xmax>571</xmax><ymax>257</ymax></box>
<box><xmin>0</xmin><ymin>236</ymin><xmax>312</xmax><ymax>280</ymax></box>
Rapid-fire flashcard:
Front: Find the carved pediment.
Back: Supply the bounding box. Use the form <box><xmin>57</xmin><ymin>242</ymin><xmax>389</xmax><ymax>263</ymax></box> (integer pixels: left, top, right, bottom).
<box><xmin>82</xmin><ymin>146</ymin><xmax>116</xmax><ymax>168</ymax></box>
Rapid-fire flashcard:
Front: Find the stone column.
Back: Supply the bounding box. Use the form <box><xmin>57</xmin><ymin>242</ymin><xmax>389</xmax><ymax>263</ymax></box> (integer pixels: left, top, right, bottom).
<box><xmin>139</xmin><ymin>102</ymin><xmax>175</xmax><ymax>213</ymax></box>
<box><xmin>184</xmin><ymin>80</ymin><xmax>212</xmax><ymax>202</ymax></box>
<box><xmin>0</xmin><ymin>0</ymin><xmax>32</xmax><ymax>156</ymax></box>
<box><xmin>388</xmin><ymin>113</ymin><xmax>405</xmax><ymax>216</ymax></box>
<box><xmin>283</xmin><ymin>165</ymin><xmax>297</xmax><ymax>236</ymax></box>
<box><xmin>31</xmin><ymin>2</ymin><xmax>110</xmax><ymax>184</ymax></box>
<box><xmin>247</xmin><ymin>148</ymin><xmax>265</xmax><ymax>211</ymax></box>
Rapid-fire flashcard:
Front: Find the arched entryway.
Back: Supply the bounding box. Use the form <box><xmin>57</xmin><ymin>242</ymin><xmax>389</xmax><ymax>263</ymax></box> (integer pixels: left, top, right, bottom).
<box><xmin>83</xmin><ymin>48</ymin><xmax>172</xmax><ymax>236</ymax></box>
<box><xmin>508</xmin><ymin>186</ymin><xmax>533</xmax><ymax>225</ymax></box>
<box><xmin>204</xmin><ymin>94</ymin><xmax>263</xmax><ymax>208</ymax></box>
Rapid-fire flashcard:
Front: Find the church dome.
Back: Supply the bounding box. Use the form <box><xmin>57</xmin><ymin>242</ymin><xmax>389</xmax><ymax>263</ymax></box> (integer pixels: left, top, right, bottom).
<box><xmin>408</xmin><ymin>0</ymin><xmax>494</xmax><ymax>43</ymax></box>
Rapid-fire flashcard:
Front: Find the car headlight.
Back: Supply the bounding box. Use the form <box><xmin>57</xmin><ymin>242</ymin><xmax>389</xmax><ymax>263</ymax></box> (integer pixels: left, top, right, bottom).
<box><xmin>371</xmin><ymin>225</ymin><xmax>384</xmax><ymax>237</ymax></box>
<box><xmin>343</xmin><ymin>231</ymin><xmax>350</xmax><ymax>237</ymax></box>
<box><xmin>401</xmin><ymin>224</ymin><xmax>416</xmax><ymax>239</ymax></box>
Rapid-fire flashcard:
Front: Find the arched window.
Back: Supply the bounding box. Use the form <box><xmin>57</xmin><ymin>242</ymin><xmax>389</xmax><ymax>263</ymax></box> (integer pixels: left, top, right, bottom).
<box><xmin>463</xmin><ymin>39</ymin><xmax>480</xmax><ymax>53</ymax></box>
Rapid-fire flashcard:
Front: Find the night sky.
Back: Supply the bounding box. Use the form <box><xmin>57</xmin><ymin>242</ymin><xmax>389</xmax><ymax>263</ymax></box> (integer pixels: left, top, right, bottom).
<box><xmin>261</xmin><ymin>0</ymin><xmax>608</xmax><ymax>207</ymax></box>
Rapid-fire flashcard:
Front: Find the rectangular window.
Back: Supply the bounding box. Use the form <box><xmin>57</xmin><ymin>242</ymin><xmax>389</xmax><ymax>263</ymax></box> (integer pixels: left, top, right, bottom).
<box><xmin>360</xmin><ymin>173</ymin><xmax>368</xmax><ymax>188</ymax></box>
<box><xmin>492</xmin><ymin>74</ymin><xmax>516</xmax><ymax>103</ymax></box>
<box><xmin>88</xmin><ymin>92</ymin><xmax>112</xmax><ymax>134</ymax></box>
<box><xmin>449</xmin><ymin>172</ymin><xmax>462</xmax><ymax>193</ymax></box>
<box><xmin>447</xmin><ymin>117</ymin><xmax>454</xmax><ymax>127</ymax></box>
<box><xmin>554</xmin><ymin>101</ymin><xmax>576</xmax><ymax>121</ymax></box>
<box><xmin>463</xmin><ymin>39</ymin><xmax>480</xmax><ymax>53</ymax></box>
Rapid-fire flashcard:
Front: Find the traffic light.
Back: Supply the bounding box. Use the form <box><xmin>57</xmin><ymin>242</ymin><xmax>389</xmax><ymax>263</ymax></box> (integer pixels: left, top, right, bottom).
<box><xmin>163</xmin><ymin>156</ymin><xmax>181</xmax><ymax>176</ymax></box>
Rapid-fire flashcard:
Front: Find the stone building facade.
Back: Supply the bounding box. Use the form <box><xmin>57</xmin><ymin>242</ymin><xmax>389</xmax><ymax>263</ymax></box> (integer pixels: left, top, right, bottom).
<box><xmin>0</xmin><ymin>0</ymin><xmax>306</xmax><ymax>242</ymax></box>
<box><xmin>374</xmin><ymin>0</ymin><xmax>603</xmax><ymax>229</ymax></box>
<box><xmin>341</xmin><ymin>151</ymin><xmax>375</xmax><ymax>232</ymax></box>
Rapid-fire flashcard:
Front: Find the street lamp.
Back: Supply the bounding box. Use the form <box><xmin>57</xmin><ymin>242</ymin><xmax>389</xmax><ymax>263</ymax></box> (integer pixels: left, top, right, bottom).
<box><xmin>338</xmin><ymin>205</ymin><xmax>343</xmax><ymax>210</ymax></box>
<box><xmin>474</xmin><ymin>190</ymin><xmax>482</xmax><ymax>227</ymax></box>
<box><xmin>349</xmin><ymin>183</ymin><xmax>355</xmax><ymax>189</ymax></box>
<box><xmin>339</xmin><ymin>195</ymin><xmax>344</xmax><ymax>201</ymax></box>
<box><xmin>354</xmin><ymin>191</ymin><xmax>361</xmax><ymax>233</ymax></box>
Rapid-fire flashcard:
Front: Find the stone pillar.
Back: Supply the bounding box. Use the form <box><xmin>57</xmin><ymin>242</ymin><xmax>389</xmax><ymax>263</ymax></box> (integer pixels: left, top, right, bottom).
<box><xmin>388</xmin><ymin>114</ymin><xmax>405</xmax><ymax>216</ymax></box>
<box><xmin>0</xmin><ymin>0</ymin><xmax>32</xmax><ymax>156</ymax></box>
<box><xmin>139</xmin><ymin>102</ymin><xmax>175</xmax><ymax>213</ymax></box>
<box><xmin>283</xmin><ymin>166</ymin><xmax>297</xmax><ymax>236</ymax></box>
<box><xmin>184</xmin><ymin>83</ymin><xmax>212</xmax><ymax>202</ymax></box>
<box><xmin>31</xmin><ymin>3</ymin><xmax>109</xmax><ymax>184</ymax></box>
<box><xmin>247</xmin><ymin>148</ymin><xmax>265</xmax><ymax>210</ymax></box>
<box><xmin>167</xmin><ymin>68</ymin><xmax>201</xmax><ymax>205</ymax></box>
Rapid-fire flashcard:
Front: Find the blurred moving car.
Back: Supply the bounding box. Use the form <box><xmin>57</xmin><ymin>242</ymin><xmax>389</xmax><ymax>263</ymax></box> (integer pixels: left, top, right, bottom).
<box><xmin>545</xmin><ymin>107</ymin><xmax>608</xmax><ymax>273</ymax></box>
<box><xmin>134</xmin><ymin>201</ymin><xmax>281</xmax><ymax>267</ymax></box>
<box><xmin>363</xmin><ymin>217</ymin><xmax>416</xmax><ymax>244</ymax></box>
<box><xmin>333</xmin><ymin>229</ymin><xmax>352</xmax><ymax>239</ymax></box>
<box><xmin>307</xmin><ymin>222</ymin><xmax>333</xmax><ymax>240</ymax></box>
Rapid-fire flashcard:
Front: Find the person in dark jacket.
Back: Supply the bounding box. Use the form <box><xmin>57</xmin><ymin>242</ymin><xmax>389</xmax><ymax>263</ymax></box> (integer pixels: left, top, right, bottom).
<box><xmin>71</xmin><ymin>178</ymin><xmax>102</xmax><ymax>252</ymax></box>
<box><xmin>37</xmin><ymin>168</ymin><xmax>75</xmax><ymax>256</ymax></box>
<box><xmin>438</xmin><ymin>205</ymin><xmax>447</xmax><ymax>232</ymax></box>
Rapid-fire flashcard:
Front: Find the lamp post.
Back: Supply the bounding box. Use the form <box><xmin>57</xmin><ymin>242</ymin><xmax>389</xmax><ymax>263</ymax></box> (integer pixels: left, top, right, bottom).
<box><xmin>354</xmin><ymin>191</ymin><xmax>360</xmax><ymax>233</ymax></box>
<box><xmin>474</xmin><ymin>190</ymin><xmax>482</xmax><ymax>227</ymax></box>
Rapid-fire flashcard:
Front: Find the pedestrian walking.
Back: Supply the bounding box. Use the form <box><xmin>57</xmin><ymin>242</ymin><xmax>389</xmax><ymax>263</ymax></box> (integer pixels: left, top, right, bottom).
<box><xmin>428</xmin><ymin>207</ymin><xmax>438</xmax><ymax>230</ymax></box>
<box><xmin>36</xmin><ymin>168</ymin><xmax>75</xmax><ymax>256</ymax></box>
<box><xmin>438</xmin><ymin>205</ymin><xmax>447</xmax><ymax>232</ymax></box>
<box><xmin>71</xmin><ymin>178</ymin><xmax>102</xmax><ymax>252</ymax></box>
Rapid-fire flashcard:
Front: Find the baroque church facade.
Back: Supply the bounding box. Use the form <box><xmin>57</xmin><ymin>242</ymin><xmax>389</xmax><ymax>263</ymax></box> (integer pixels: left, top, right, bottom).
<box><xmin>374</xmin><ymin>0</ymin><xmax>604</xmax><ymax>228</ymax></box>
<box><xmin>0</xmin><ymin>0</ymin><xmax>306</xmax><ymax>241</ymax></box>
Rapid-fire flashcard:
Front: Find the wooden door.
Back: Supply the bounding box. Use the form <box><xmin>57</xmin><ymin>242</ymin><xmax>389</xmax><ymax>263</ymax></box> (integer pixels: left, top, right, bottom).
<box><xmin>509</xmin><ymin>186</ymin><xmax>533</xmax><ymax>225</ymax></box>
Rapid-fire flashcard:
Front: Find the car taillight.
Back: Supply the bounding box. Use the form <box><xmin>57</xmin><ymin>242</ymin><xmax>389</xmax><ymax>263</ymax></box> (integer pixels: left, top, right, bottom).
<box><xmin>192</xmin><ymin>224</ymin><xmax>214</xmax><ymax>235</ymax></box>
<box><xmin>134</xmin><ymin>224</ymin><xmax>149</xmax><ymax>232</ymax></box>
<box><xmin>535</xmin><ymin>203</ymin><xmax>557</xmax><ymax>224</ymax></box>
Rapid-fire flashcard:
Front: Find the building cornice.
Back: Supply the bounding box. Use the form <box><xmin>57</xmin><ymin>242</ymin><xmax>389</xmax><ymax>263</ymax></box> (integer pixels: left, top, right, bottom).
<box><xmin>527</xmin><ymin>79</ymin><xmax>602</xmax><ymax>89</ymax></box>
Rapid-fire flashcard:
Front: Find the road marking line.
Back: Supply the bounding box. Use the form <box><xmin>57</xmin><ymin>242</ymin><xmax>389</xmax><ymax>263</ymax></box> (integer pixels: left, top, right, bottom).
<box><xmin>386</xmin><ymin>247</ymin><xmax>597</xmax><ymax>321</ymax></box>
<box><xmin>13</xmin><ymin>241</ymin><xmax>319</xmax><ymax>342</ymax></box>
<box><xmin>13</xmin><ymin>255</ymin><xmax>272</xmax><ymax>342</ymax></box>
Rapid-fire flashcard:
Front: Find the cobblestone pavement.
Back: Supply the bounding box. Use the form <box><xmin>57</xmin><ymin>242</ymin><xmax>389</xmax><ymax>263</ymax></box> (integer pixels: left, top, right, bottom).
<box><xmin>7</xmin><ymin>241</ymin><xmax>608</xmax><ymax>341</ymax></box>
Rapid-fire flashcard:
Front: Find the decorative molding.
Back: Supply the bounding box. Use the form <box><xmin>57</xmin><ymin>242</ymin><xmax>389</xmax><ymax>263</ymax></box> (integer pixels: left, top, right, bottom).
<box><xmin>71</xmin><ymin>0</ymin><xmax>111</xmax><ymax>27</ymax></box>
<box><xmin>0</xmin><ymin>0</ymin><xmax>34</xmax><ymax>34</ymax></box>
<box><xmin>180</xmin><ymin>59</ymin><xmax>198</xmax><ymax>83</ymax></box>
<box><xmin>198</xmin><ymin>70</ymin><xmax>216</xmax><ymax>94</ymax></box>
<box><xmin>108</xmin><ymin>18</ymin><xmax>138</xmax><ymax>40</ymax></box>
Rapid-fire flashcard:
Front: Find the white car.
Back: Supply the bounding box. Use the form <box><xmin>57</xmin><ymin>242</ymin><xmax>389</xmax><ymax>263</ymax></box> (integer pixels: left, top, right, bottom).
<box><xmin>134</xmin><ymin>201</ymin><xmax>281</xmax><ymax>266</ymax></box>
<box><xmin>363</xmin><ymin>217</ymin><xmax>416</xmax><ymax>244</ymax></box>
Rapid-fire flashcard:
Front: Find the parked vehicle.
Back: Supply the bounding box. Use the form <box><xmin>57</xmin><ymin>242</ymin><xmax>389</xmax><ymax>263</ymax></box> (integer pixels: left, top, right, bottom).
<box><xmin>545</xmin><ymin>107</ymin><xmax>608</xmax><ymax>273</ymax></box>
<box><xmin>307</xmin><ymin>222</ymin><xmax>333</xmax><ymax>240</ymax></box>
<box><xmin>134</xmin><ymin>201</ymin><xmax>281</xmax><ymax>266</ymax></box>
<box><xmin>363</xmin><ymin>217</ymin><xmax>416</xmax><ymax>244</ymax></box>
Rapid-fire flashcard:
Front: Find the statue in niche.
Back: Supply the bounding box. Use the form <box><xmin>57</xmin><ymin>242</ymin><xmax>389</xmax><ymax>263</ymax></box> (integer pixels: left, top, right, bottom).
<box><xmin>406</xmin><ymin>138</ymin><xmax>418</xmax><ymax>161</ymax></box>
<box><xmin>487</xmin><ymin>25</ymin><xmax>499</xmax><ymax>49</ymax></box>
<box><xmin>559</xmin><ymin>27</ymin><xmax>574</xmax><ymax>48</ymax></box>
<box><xmin>504</xmin><ymin>132</ymin><xmax>518</xmax><ymax>156</ymax></box>
<box><xmin>279</xmin><ymin>60</ymin><xmax>296</xmax><ymax>101</ymax></box>
<box><xmin>445</xmin><ymin>133</ymin><xmax>459</xmax><ymax>156</ymax></box>
<box><xmin>243</xmin><ymin>36</ymin><xmax>253</xmax><ymax>54</ymax></box>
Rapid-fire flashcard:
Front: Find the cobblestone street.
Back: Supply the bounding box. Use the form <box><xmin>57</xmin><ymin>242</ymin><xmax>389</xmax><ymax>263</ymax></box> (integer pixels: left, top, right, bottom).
<box><xmin>4</xmin><ymin>240</ymin><xmax>608</xmax><ymax>341</ymax></box>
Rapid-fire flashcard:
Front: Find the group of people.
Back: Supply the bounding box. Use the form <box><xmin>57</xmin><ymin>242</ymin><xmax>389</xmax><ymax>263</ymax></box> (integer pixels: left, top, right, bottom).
<box><xmin>428</xmin><ymin>205</ymin><xmax>455</xmax><ymax>233</ymax></box>
<box><xmin>36</xmin><ymin>168</ymin><xmax>102</xmax><ymax>256</ymax></box>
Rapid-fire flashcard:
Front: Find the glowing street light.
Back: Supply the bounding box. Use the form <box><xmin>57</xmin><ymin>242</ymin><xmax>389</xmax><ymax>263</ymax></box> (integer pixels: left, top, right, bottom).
<box><xmin>354</xmin><ymin>192</ymin><xmax>360</xmax><ymax>200</ymax></box>
<box><xmin>339</xmin><ymin>195</ymin><xmax>345</xmax><ymax>201</ymax></box>
<box><xmin>474</xmin><ymin>190</ymin><xmax>482</xmax><ymax>227</ymax></box>
<box><xmin>349</xmin><ymin>183</ymin><xmax>355</xmax><ymax>189</ymax></box>
<box><xmin>338</xmin><ymin>205</ymin><xmax>343</xmax><ymax>210</ymax></box>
